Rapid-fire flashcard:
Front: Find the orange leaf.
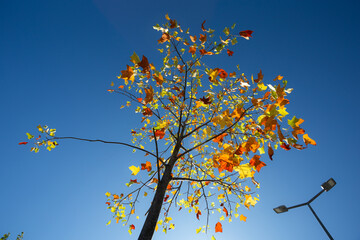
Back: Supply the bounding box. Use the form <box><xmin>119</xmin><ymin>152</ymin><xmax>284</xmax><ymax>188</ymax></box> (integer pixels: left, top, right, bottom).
<box><xmin>105</xmin><ymin>202</ymin><xmax>111</xmax><ymax>205</ymax></box>
<box><xmin>189</xmin><ymin>46</ymin><xmax>196</xmax><ymax>54</ymax></box>
<box><xmin>199</xmin><ymin>34</ymin><xmax>207</xmax><ymax>43</ymax></box>
<box><xmin>223</xmin><ymin>207</ymin><xmax>229</xmax><ymax>217</ymax></box>
<box><xmin>249</xmin><ymin>155</ymin><xmax>267</xmax><ymax>172</ymax></box>
<box><xmin>158</xmin><ymin>32</ymin><xmax>170</xmax><ymax>43</ymax></box>
<box><xmin>215</xmin><ymin>222</ymin><xmax>223</xmax><ymax>233</ymax></box>
<box><xmin>196</xmin><ymin>210</ymin><xmax>202</xmax><ymax>220</ymax></box>
<box><xmin>155</xmin><ymin>129</ymin><xmax>165</xmax><ymax>139</ymax></box>
<box><xmin>153</xmin><ymin>72</ymin><xmax>164</xmax><ymax>85</ymax></box>
<box><xmin>190</xmin><ymin>35</ymin><xmax>197</xmax><ymax>42</ymax></box>
<box><xmin>218</xmin><ymin>69</ymin><xmax>228</xmax><ymax>78</ymax></box>
<box><xmin>18</xmin><ymin>142</ymin><xmax>28</xmax><ymax>145</ymax></box>
<box><xmin>141</xmin><ymin>161</ymin><xmax>152</xmax><ymax>172</ymax></box>
<box><xmin>144</xmin><ymin>86</ymin><xmax>154</xmax><ymax>104</ymax></box>
<box><xmin>239</xmin><ymin>30</ymin><xmax>254</xmax><ymax>40</ymax></box>
<box><xmin>142</xmin><ymin>108</ymin><xmax>153</xmax><ymax>117</ymax></box>
<box><xmin>130</xmin><ymin>224</ymin><xmax>135</xmax><ymax>230</ymax></box>
<box><xmin>227</xmin><ymin>49</ymin><xmax>234</xmax><ymax>56</ymax></box>
<box><xmin>167</xmin><ymin>184</ymin><xmax>172</xmax><ymax>190</ymax></box>
<box><xmin>199</xmin><ymin>49</ymin><xmax>213</xmax><ymax>55</ymax></box>
<box><xmin>240</xmin><ymin>214</ymin><xmax>247</xmax><ymax>222</ymax></box>
<box><xmin>120</xmin><ymin>65</ymin><xmax>134</xmax><ymax>82</ymax></box>
<box><xmin>137</xmin><ymin>98</ymin><xmax>143</xmax><ymax>102</ymax></box>
<box><xmin>213</xmin><ymin>133</ymin><xmax>228</xmax><ymax>143</ymax></box>
<box><xmin>113</xmin><ymin>194</ymin><xmax>119</xmax><ymax>199</ymax></box>
<box><xmin>303</xmin><ymin>134</ymin><xmax>316</xmax><ymax>146</ymax></box>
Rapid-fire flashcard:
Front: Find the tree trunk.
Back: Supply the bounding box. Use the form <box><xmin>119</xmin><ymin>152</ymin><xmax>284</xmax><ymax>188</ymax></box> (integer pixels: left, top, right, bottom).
<box><xmin>138</xmin><ymin>142</ymin><xmax>182</xmax><ymax>240</ymax></box>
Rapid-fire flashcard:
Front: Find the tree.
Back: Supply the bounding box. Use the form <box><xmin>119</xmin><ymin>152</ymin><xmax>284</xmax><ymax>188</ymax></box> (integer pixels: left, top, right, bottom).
<box><xmin>20</xmin><ymin>15</ymin><xmax>316</xmax><ymax>240</ymax></box>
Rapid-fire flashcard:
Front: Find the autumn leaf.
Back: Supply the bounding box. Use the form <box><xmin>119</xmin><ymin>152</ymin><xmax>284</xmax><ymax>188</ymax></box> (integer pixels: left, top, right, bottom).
<box><xmin>190</xmin><ymin>35</ymin><xmax>197</xmax><ymax>42</ymax></box>
<box><xmin>199</xmin><ymin>34</ymin><xmax>207</xmax><ymax>44</ymax></box>
<box><xmin>280</xmin><ymin>143</ymin><xmax>291</xmax><ymax>150</ymax></box>
<box><xmin>155</xmin><ymin>129</ymin><xmax>165</xmax><ymax>139</ymax></box>
<box><xmin>213</xmin><ymin>133</ymin><xmax>228</xmax><ymax>143</ymax></box>
<box><xmin>195</xmin><ymin>210</ymin><xmax>201</xmax><ymax>220</ymax></box>
<box><xmin>303</xmin><ymin>134</ymin><xmax>316</xmax><ymax>146</ymax></box>
<box><xmin>240</xmin><ymin>214</ymin><xmax>247</xmax><ymax>222</ymax></box>
<box><xmin>199</xmin><ymin>49</ymin><xmax>213</xmax><ymax>55</ymax></box>
<box><xmin>222</xmin><ymin>207</ymin><xmax>229</xmax><ymax>217</ymax></box>
<box><xmin>142</xmin><ymin>108</ymin><xmax>153</xmax><ymax>117</ymax></box>
<box><xmin>18</xmin><ymin>142</ymin><xmax>28</xmax><ymax>145</ymax></box>
<box><xmin>249</xmin><ymin>155</ymin><xmax>267</xmax><ymax>172</ymax></box>
<box><xmin>189</xmin><ymin>46</ymin><xmax>196</xmax><ymax>54</ymax></box>
<box><xmin>201</xmin><ymin>20</ymin><xmax>207</xmax><ymax>31</ymax></box>
<box><xmin>199</xmin><ymin>96</ymin><xmax>212</xmax><ymax>105</ymax></box>
<box><xmin>268</xmin><ymin>142</ymin><xmax>274</xmax><ymax>160</ymax></box>
<box><xmin>239</xmin><ymin>30</ymin><xmax>254</xmax><ymax>40</ymax></box>
<box><xmin>129</xmin><ymin>165</ymin><xmax>140</xmax><ymax>175</ymax></box>
<box><xmin>144</xmin><ymin>86</ymin><xmax>154</xmax><ymax>104</ymax></box>
<box><xmin>158</xmin><ymin>32</ymin><xmax>170</xmax><ymax>43</ymax></box>
<box><xmin>164</xmin><ymin>195</ymin><xmax>169</xmax><ymax>202</ymax></box>
<box><xmin>218</xmin><ymin>69</ymin><xmax>228</xmax><ymax>79</ymax></box>
<box><xmin>120</xmin><ymin>65</ymin><xmax>135</xmax><ymax>83</ymax></box>
<box><xmin>130</xmin><ymin>224</ymin><xmax>135</xmax><ymax>230</ymax></box>
<box><xmin>215</xmin><ymin>222</ymin><xmax>223</xmax><ymax>233</ymax></box>
<box><xmin>226</xmin><ymin>49</ymin><xmax>234</xmax><ymax>56</ymax></box>
<box><xmin>138</xmin><ymin>56</ymin><xmax>150</xmax><ymax>74</ymax></box>
<box><xmin>153</xmin><ymin>72</ymin><xmax>164</xmax><ymax>85</ymax></box>
<box><xmin>141</xmin><ymin>161</ymin><xmax>152</xmax><ymax>172</ymax></box>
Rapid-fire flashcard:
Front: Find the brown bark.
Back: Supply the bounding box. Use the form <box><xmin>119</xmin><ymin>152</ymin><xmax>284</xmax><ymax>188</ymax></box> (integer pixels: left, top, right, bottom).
<box><xmin>137</xmin><ymin>141</ymin><xmax>182</xmax><ymax>240</ymax></box>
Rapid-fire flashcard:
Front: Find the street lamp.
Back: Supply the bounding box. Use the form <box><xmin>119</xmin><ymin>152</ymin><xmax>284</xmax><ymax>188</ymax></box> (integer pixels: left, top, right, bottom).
<box><xmin>273</xmin><ymin>178</ymin><xmax>336</xmax><ymax>240</ymax></box>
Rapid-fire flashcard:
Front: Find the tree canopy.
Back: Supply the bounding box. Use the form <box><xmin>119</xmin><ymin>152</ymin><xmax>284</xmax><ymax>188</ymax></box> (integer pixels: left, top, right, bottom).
<box><xmin>20</xmin><ymin>15</ymin><xmax>315</xmax><ymax>240</ymax></box>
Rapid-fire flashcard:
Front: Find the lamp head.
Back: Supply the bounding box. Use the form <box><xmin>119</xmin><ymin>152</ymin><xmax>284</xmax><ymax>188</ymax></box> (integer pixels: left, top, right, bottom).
<box><xmin>321</xmin><ymin>178</ymin><xmax>336</xmax><ymax>191</ymax></box>
<box><xmin>273</xmin><ymin>205</ymin><xmax>288</xmax><ymax>214</ymax></box>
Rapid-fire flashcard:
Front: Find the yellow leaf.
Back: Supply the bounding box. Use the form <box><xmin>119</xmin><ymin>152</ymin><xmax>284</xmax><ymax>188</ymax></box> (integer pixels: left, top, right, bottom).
<box><xmin>106</xmin><ymin>220</ymin><xmax>111</xmax><ymax>225</ymax></box>
<box><xmin>233</xmin><ymin>164</ymin><xmax>254</xmax><ymax>179</ymax></box>
<box><xmin>105</xmin><ymin>192</ymin><xmax>111</xmax><ymax>197</ymax></box>
<box><xmin>303</xmin><ymin>134</ymin><xmax>316</xmax><ymax>146</ymax></box>
<box><xmin>211</xmin><ymin>236</ymin><xmax>216</xmax><ymax>240</ymax></box>
<box><xmin>240</xmin><ymin>214</ymin><xmax>247</xmax><ymax>222</ymax></box>
<box><xmin>129</xmin><ymin>165</ymin><xmax>140</xmax><ymax>175</ymax></box>
<box><xmin>196</xmin><ymin>227</ymin><xmax>202</xmax><ymax>234</ymax></box>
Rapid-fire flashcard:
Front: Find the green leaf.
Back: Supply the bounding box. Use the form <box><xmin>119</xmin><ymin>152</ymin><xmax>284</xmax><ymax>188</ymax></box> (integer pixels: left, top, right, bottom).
<box><xmin>130</xmin><ymin>52</ymin><xmax>140</xmax><ymax>64</ymax></box>
<box><xmin>26</xmin><ymin>133</ymin><xmax>34</xmax><ymax>139</ymax></box>
<box><xmin>231</xmin><ymin>37</ymin><xmax>238</xmax><ymax>45</ymax></box>
<box><xmin>223</xmin><ymin>27</ymin><xmax>230</xmax><ymax>36</ymax></box>
<box><xmin>231</xmin><ymin>23</ymin><xmax>236</xmax><ymax>29</ymax></box>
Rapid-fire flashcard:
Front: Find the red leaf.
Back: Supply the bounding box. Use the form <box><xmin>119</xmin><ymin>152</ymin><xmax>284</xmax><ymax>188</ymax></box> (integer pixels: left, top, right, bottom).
<box><xmin>239</xmin><ymin>30</ymin><xmax>254</xmax><ymax>40</ymax></box>
<box><xmin>130</xmin><ymin>224</ymin><xmax>135</xmax><ymax>230</ymax></box>
<box><xmin>18</xmin><ymin>142</ymin><xmax>28</xmax><ymax>145</ymax></box>
<box><xmin>218</xmin><ymin>69</ymin><xmax>228</xmax><ymax>78</ymax></box>
<box><xmin>280</xmin><ymin>143</ymin><xmax>291</xmax><ymax>150</ymax></box>
<box><xmin>164</xmin><ymin>195</ymin><xmax>169</xmax><ymax>202</ymax></box>
<box><xmin>196</xmin><ymin>210</ymin><xmax>202</xmax><ymax>220</ymax></box>
<box><xmin>223</xmin><ymin>207</ymin><xmax>229</xmax><ymax>217</ymax></box>
<box><xmin>215</xmin><ymin>222</ymin><xmax>223</xmax><ymax>233</ymax></box>
<box><xmin>142</xmin><ymin>108</ymin><xmax>153</xmax><ymax>117</ymax></box>
<box><xmin>137</xmin><ymin>98</ymin><xmax>143</xmax><ymax>102</ymax></box>
<box><xmin>249</xmin><ymin>155</ymin><xmax>267</xmax><ymax>172</ymax></box>
<box><xmin>226</xmin><ymin>49</ymin><xmax>234</xmax><ymax>56</ymax></box>
<box><xmin>201</xmin><ymin>20</ymin><xmax>206</xmax><ymax>31</ymax></box>
<box><xmin>155</xmin><ymin>129</ymin><xmax>165</xmax><ymax>139</ymax></box>
<box><xmin>105</xmin><ymin>202</ymin><xmax>111</xmax><ymax>205</ymax></box>
<box><xmin>141</xmin><ymin>161</ymin><xmax>152</xmax><ymax>172</ymax></box>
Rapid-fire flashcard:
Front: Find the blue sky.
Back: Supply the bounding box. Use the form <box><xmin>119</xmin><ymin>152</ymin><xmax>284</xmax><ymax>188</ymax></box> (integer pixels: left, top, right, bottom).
<box><xmin>1</xmin><ymin>0</ymin><xmax>360</xmax><ymax>239</ymax></box>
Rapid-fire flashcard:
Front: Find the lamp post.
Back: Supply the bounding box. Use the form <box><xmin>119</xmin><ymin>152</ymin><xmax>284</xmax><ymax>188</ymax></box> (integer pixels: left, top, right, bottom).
<box><xmin>273</xmin><ymin>178</ymin><xmax>336</xmax><ymax>240</ymax></box>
